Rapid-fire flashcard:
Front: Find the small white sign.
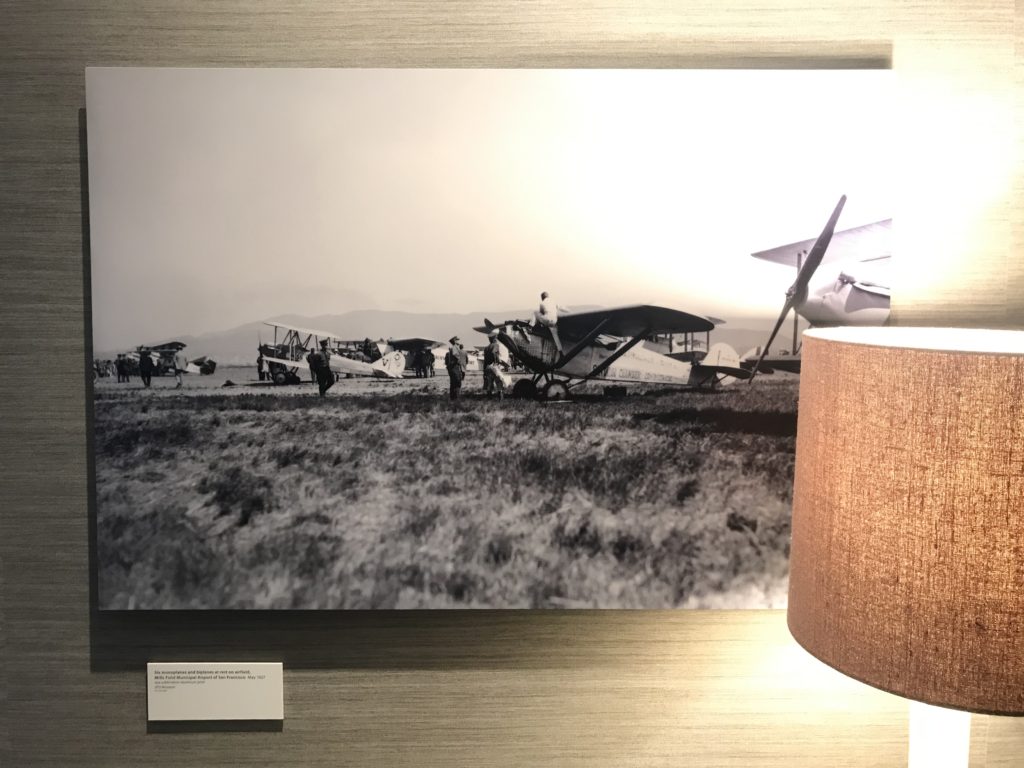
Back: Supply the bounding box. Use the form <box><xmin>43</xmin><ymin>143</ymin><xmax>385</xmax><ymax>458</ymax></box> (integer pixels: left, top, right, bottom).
<box><xmin>147</xmin><ymin>662</ymin><xmax>283</xmax><ymax>721</ymax></box>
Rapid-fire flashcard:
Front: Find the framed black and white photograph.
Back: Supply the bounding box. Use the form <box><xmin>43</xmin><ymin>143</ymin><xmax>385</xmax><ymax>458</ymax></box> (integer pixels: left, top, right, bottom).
<box><xmin>86</xmin><ymin>67</ymin><xmax>893</xmax><ymax>609</ymax></box>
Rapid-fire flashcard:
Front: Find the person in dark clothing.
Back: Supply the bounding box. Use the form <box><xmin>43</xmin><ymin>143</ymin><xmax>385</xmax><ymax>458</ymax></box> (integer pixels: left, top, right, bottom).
<box><xmin>257</xmin><ymin>352</ymin><xmax>266</xmax><ymax>382</ymax></box>
<box><xmin>115</xmin><ymin>354</ymin><xmax>125</xmax><ymax>383</ymax></box>
<box><xmin>445</xmin><ymin>336</ymin><xmax>465</xmax><ymax>401</ymax></box>
<box><xmin>138</xmin><ymin>348</ymin><xmax>154</xmax><ymax>388</ymax></box>
<box><xmin>361</xmin><ymin>338</ymin><xmax>382</xmax><ymax>362</ymax></box>
<box><xmin>311</xmin><ymin>340</ymin><xmax>334</xmax><ymax>397</ymax></box>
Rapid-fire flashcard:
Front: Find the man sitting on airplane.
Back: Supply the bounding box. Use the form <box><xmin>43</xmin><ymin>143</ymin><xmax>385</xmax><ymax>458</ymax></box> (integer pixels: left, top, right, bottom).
<box><xmin>532</xmin><ymin>291</ymin><xmax>563</xmax><ymax>354</ymax></box>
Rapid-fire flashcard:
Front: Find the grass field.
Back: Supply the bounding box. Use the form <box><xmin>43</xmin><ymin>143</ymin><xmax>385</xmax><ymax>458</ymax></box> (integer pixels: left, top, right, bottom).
<box><xmin>93</xmin><ymin>377</ymin><xmax>799</xmax><ymax>609</ymax></box>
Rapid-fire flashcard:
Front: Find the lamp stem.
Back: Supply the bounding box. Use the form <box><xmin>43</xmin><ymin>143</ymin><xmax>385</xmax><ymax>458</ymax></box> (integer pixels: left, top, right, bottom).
<box><xmin>908</xmin><ymin>701</ymin><xmax>971</xmax><ymax>768</ymax></box>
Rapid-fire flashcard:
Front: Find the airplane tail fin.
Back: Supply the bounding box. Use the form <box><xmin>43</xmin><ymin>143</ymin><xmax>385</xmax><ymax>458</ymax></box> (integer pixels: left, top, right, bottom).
<box><xmin>695</xmin><ymin>343</ymin><xmax>752</xmax><ymax>385</ymax></box>
<box><xmin>371</xmin><ymin>350</ymin><xmax>406</xmax><ymax>379</ymax></box>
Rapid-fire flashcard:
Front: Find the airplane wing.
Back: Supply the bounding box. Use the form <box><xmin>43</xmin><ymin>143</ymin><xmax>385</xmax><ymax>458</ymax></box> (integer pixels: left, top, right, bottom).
<box><xmin>385</xmin><ymin>337</ymin><xmax>443</xmax><ymax>352</ymax></box>
<box><xmin>149</xmin><ymin>340</ymin><xmax>188</xmax><ymax>352</ymax></box>
<box><xmin>750</xmin><ymin>354</ymin><xmax>801</xmax><ymax>374</ymax></box>
<box><xmin>751</xmin><ymin>219</ymin><xmax>891</xmax><ymax>267</ymax></box>
<box><xmin>557</xmin><ymin>305</ymin><xmax>716</xmax><ymax>339</ymax></box>
<box><xmin>263</xmin><ymin>354</ymin><xmax>310</xmax><ymax>372</ymax></box>
<box><xmin>264</xmin><ymin>321</ymin><xmax>341</xmax><ymax>340</ymax></box>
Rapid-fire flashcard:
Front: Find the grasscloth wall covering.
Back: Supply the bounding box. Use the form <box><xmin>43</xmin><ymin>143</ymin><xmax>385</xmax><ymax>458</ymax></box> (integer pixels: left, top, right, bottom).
<box><xmin>2</xmin><ymin>2</ymin><xmax>1023</xmax><ymax>766</ymax></box>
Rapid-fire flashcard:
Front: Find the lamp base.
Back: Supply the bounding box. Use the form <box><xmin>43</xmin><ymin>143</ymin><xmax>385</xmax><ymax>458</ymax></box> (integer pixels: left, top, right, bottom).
<box><xmin>908</xmin><ymin>701</ymin><xmax>971</xmax><ymax>768</ymax></box>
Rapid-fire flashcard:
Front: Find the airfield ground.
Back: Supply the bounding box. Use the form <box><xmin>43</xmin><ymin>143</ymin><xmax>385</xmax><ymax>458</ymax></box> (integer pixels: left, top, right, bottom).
<box><xmin>93</xmin><ymin>369</ymin><xmax>800</xmax><ymax>609</ymax></box>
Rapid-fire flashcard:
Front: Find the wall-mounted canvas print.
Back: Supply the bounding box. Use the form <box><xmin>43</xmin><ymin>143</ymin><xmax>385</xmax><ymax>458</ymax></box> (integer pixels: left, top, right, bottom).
<box><xmin>86</xmin><ymin>67</ymin><xmax>892</xmax><ymax>609</ymax></box>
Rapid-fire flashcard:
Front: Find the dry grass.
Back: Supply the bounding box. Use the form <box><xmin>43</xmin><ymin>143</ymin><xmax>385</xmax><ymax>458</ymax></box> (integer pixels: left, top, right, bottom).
<box><xmin>94</xmin><ymin>379</ymin><xmax>798</xmax><ymax>609</ymax></box>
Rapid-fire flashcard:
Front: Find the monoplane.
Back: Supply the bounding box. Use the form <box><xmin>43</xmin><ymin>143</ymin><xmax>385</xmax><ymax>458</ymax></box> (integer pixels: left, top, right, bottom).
<box><xmin>477</xmin><ymin>305</ymin><xmax>749</xmax><ymax>400</ymax></box>
<box><xmin>259</xmin><ymin>321</ymin><xmax>405</xmax><ymax>384</ymax></box>
<box><xmin>746</xmin><ymin>196</ymin><xmax>891</xmax><ymax>377</ymax></box>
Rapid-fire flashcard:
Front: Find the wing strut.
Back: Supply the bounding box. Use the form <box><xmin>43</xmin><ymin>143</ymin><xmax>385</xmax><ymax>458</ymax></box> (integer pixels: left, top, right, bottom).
<box><xmin>554</xmin><ymin>318</ymin><xmax>610</xmax><ymax>371</ymax></box>
<box><xmin>573</xmin><ymin>327</ymin><xmax>652</xmax><ymax>386</ymax></box>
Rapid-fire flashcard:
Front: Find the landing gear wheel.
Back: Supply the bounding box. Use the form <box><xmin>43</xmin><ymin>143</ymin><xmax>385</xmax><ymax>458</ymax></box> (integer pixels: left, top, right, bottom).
<box><xmin>272</xmin><ymin>370</ymin><xmax>287</xmax><ymax>385</ymax></box>
<box><xmin>541</xmin><ymin>380</ymin><xmax>570</xmax><ymax>401</ymax></box>
<box><xmin>511</xmin><ymin>378</ymin><xmax>538</xmax><ymax>400</ymax></box>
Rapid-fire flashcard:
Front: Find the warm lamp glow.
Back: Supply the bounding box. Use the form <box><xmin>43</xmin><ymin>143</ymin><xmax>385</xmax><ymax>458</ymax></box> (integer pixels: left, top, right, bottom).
<box><xmin>787</xmin><ymin>326</ymin><xmax>1024</xmax><ymax>716</ymax></box>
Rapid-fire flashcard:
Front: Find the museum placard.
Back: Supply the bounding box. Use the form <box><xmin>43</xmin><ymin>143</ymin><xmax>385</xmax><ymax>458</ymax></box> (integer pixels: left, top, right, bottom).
<box><xmin>147</xmin><ymin>662</ymin><xmax>284</xmax><ymax>721</ymax></box>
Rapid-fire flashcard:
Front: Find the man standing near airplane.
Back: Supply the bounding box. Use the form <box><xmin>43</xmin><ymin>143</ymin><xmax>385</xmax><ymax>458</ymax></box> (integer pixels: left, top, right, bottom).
<box><xmin>483</xmin><ymin>330</ymin><xmax>504</xmax><ymax>399</ymax></box>
<box><xmin>138</xmin><ymin>347</ymin><xmax>154</xmax><ymax>388</ymax></box>
<box><xmin>173</xmin><ymin>348</ymin><xmax>188</xmax><ymax>389</ymax></box>
<box><xmin>311</xmin><ymin>339</ymin><xmax>334</xmax><ymax>397</ymax></box>
<box><xmin>445</xmin><ymin>335</ymin><xmax>465</xmax><ymax>401</ymax></box>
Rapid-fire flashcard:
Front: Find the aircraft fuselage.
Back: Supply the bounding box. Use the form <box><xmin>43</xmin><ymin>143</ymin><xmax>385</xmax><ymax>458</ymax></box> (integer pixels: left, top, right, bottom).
<box><xmin>499</xmin><ymin>328</ymin><xmax>722</xmax><ymax>387</ymax></box>
<box><xmin>798</xmin><ymin>278</ymin><xmax>890</xmax><ymax>327</ymax></box>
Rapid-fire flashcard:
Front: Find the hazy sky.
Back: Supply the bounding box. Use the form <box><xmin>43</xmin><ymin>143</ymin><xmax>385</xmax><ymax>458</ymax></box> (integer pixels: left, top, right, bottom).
<box><xmin>86</xmin><ymin>68</ymin><xmax>892</xmax><ymax>350</ymax></box>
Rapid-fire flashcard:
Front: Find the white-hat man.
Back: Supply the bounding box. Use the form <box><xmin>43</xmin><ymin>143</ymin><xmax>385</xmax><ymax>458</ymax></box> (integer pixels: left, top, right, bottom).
<box><xmin>533</xmin><ymin>291</ymin><xmax>563</xmax><ymax>354</ymax></box>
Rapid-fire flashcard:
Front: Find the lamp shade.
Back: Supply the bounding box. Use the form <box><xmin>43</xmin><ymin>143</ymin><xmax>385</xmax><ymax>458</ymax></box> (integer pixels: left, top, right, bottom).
<box><xmin>788</xmin><ymin>327</ymin><xmax>1024</xmax><ymax>715</ymax></box>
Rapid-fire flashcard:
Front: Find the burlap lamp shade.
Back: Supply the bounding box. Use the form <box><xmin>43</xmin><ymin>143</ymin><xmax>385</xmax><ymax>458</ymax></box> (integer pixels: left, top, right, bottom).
<box><xmin>787</xmin><ymin>327</ymin><xmax>1024</xmax><ymax>716</ymax></box>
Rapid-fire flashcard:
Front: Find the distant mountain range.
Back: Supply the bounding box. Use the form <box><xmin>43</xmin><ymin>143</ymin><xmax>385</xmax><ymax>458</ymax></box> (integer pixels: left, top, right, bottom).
<box><xmin>97</xmin><ymin>309</ymin><xmax>798</xmax><ymax>366</ymax></box>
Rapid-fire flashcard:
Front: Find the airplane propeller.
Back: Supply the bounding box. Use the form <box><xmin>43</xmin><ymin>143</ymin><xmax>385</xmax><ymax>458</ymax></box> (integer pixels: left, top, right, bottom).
<box><xmin>748</xmin><ymin>194</ymin><xmax>847</xmax><ymax>383</ymax></box>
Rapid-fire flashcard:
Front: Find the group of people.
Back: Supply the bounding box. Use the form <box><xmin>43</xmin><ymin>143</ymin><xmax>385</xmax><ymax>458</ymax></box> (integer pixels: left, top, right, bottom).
<box><xmin>412</xmin><ymin>348</ymin><xmax>436</xmax><ymax>378</ymax></box>
<box><xmin>93</xmin><ymin>359</ymin><xmax>117</xmax><ymax>380</ymax></box>
<box><xmin>444</xmin><ymin>332</ymin><xmax>506</xmax><ymax>401</ymax></box>
<box><xmin>252</xmin><ymin>290</ymin><xmax>558</xmax><ymax>401</ymax></box>
<box><xmin>442</xmin><ymin>289</ymin><xmax>560</xmax><ymax>401</ymax></box>
<box><xmin>101</xmin><ymin>348</ymin><xmax>189</xmax><ymax>389</ymax></box>
<box><xmin>115</xmin><ymin>354</ymin><xmax>133</xmax><ymax>383</ymax></box>
<box><xmin>308</xmin><ymin>340</ymin><xmax>335</xmax><ymax>397</ymax></box>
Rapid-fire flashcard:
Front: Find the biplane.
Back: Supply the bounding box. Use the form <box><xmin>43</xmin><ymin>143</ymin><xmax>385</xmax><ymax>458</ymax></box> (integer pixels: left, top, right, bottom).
<box><xmin>259</xmin><ymin>321</ymin><xmax>405</xmax><ymax>385</ymax></box>
<box><xmin>476</xmin><ymin>305</ymin><xmax>749</xmax><ymax>400</ymax></box>
<box><xmin>746</xmin><ymin>196</ymin><xmax>891</xmax><ymax>377</ymax></box>
<box><xmin>127</xmin><ymin>341</ymin><xmax>216</xmax><ymax>375</ymax></box>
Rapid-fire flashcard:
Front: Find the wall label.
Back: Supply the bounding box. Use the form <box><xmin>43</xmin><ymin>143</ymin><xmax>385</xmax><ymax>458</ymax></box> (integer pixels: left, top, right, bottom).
<box><xmin>147</xmin><ymin>662</ymin><xmax>283</xmax><ymax>721</ymax></box>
